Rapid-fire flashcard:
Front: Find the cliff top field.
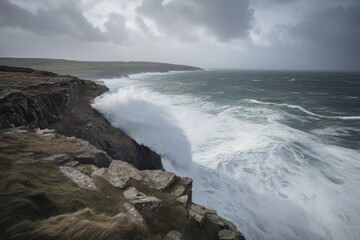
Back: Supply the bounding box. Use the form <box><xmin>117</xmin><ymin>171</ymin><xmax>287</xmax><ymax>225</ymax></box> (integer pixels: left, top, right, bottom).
<box><xmin>0</xmin><ymin>58</ymin><xmax>202</xmax><ymax>79</ymax></box>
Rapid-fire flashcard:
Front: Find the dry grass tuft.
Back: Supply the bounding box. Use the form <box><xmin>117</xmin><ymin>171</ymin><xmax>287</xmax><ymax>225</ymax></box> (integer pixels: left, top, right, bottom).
<box><xmin>10</xmin><ymin>208</ymin><xmax>145</xmax><ymax>240</ymax></box>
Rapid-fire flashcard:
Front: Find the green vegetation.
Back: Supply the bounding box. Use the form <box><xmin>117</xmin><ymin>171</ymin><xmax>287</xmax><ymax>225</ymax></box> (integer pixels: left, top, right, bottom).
<box><xmin>0</xmin><ymin>132</ymin><xmax>142</xmax><ymax>240</ymax></box>
<box><xmin>0</xmin><ymin>58</ymin><xmax>202</xmax><ymax>79</ymax></box>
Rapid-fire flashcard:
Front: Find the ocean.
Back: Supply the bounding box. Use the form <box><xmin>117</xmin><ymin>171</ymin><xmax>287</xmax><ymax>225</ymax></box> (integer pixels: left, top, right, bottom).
<box><xmin>92</xmin><ymin>70</ymin><xmax>360</xmax><ymax>240</ymax></box>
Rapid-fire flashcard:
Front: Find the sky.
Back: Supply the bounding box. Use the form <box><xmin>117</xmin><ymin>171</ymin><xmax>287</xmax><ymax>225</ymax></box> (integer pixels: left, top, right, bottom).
<box><xmin>0</xmin><ymin>0</ymin><xmax>359</xmax><ymax>71</ymax></box>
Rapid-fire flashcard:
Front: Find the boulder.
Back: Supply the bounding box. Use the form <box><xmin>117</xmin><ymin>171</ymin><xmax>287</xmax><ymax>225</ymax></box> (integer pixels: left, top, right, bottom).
<box><xmin>90</xmin><ymin>168</ymin><xmax>108</xmax><ymax>180</ymax></box>
<box><xmin>75</xmin><ymin>152</ymin><xmax>111</xmax><ymax>168</ymax></box>
<box><xmin>176</xmin><ymin>195</ymin><xmax>189</xmax><ymax>208</ymax></box>
<box><xmin>59</xmin><ymin>166</ymin><xmax>96</xmax><ymax>190</ymax></box>
<box><xmin>123</xmin><ymin>186</ymin><xmax>163</xmax><ymax>211</ymax></box>
<box><xmin>142</xmin><ymin>170</ymin><xmax>176</xmax><ymax>191</ymax></box>
<box><xmin>107</xmin><ymin>160</ymin><xmax>145</xmax><ymax>189</ymax></box>
<box><xmin>170</xmin><ymin>184</ymin><xmax>186</xmax><ymax>198</ymax></box>
<box><xmin>109</xmin><ymin>160</ymin><xmax>144</xmax><ymax>181</ymax></box>
<box><xmin>164</xmin><ymin>230</ymin><xmax>182</xmax><ymax>240</ymax></box>
<box><xmin>131</xmin><ymin>196</ymin><xmax>164</xmax><ymax>211</ymax></box>
<box><xmin>189</xmin><ymin>203</ymin><xmax>206</xmax><ymax>227</ymax></box>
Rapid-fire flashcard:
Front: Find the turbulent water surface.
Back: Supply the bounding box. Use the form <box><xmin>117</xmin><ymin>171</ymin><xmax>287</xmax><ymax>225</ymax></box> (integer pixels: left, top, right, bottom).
<box><xmin>93</xmin><ymin>70</ymin><xmax>360</xmax><ymax>240</ymax></box>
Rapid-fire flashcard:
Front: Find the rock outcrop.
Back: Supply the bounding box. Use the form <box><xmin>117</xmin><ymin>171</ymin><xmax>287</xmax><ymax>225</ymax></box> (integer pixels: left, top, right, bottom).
<box><xmin>1</xmin><ymin>128</ymin><xmax>246</xmax><ymax>239</ymax></box>
<box><xmin>0</xmin><ymin>66</ymin><xmax>246</xmax><ymax>240</ymax></box>
<box><xmin>0</xmin><ymin>66</ymin><xmax>162</xmax><ymax>170</ymax></box>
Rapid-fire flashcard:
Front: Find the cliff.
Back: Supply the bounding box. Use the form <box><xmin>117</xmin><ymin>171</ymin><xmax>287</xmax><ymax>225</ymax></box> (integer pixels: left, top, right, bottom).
<box><xmin>0</xmin><ymin>66</ymin><xmax>245</xmax><ymax>240</ymax></box>
<box><xmin>0</xmin><ymin>66</ymin><xmax>161</xmax><ymax>170</ymax></box>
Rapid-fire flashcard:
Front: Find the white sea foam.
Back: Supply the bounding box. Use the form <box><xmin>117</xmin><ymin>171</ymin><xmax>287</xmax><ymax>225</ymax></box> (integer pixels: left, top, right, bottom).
<box><xmin>244</xmin><ymin>99</ymin><xmax>360</xmax><ymax>120</ymax></box>
<box><xmin>93</xmin><ymin>77</ymin><xmax>360</xmax><ymax>240</ymax></box>
<box><xmin>92</xmin><ymin>86</ymin><xmax>192</xmax><ymax>169</ymax></box>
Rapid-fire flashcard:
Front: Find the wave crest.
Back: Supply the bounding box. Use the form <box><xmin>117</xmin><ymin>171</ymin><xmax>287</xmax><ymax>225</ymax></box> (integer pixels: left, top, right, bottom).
<box><xmin>92</xmin><ymin>86</ymin><xmax>192</xmax><ymax>169</ymax></box>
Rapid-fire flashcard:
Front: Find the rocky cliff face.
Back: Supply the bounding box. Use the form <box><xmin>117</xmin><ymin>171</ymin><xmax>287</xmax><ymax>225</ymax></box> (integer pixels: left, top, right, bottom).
<box><xmin>0</xmin><ymin>66</ymin><xmax>162</xmax><ymax>170</ymax></box>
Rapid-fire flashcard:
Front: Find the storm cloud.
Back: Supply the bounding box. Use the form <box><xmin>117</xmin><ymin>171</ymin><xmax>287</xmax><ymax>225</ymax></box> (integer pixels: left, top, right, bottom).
<box><xmin>137</xmin><ymin>0</ymin><xmax>254</xmax><ymax>41</ymax></box>
<box><xmin>289</xmin><ymin>6</ymin><xmax>360</xmax><ymax>53</ymax></box>
<box><xmin>0</xmin><ymin>0</ymin><xmax>359</xmax><ymax>70</ymax></box>
<box><xmin>0</xmin><ymin>0</ymin><xmax>128</xmax><ymax>44</ymax></box>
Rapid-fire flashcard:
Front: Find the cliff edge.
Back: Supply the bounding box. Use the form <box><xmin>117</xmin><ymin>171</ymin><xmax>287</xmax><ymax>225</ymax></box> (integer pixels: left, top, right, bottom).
<box><xmin>0</xmin><ymin>66</ymin><xmax>161</xmax><ymax>170</ymax></box>
<box><xmin>0</xmin><ymin>66</ymin><xmax>246</xmax><ymax>240</ymax></box>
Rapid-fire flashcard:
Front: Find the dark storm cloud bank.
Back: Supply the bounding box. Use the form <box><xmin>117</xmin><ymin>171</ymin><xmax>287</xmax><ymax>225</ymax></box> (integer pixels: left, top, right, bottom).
<box><xmin>286</xmin><ymin>6</ymin><xmax>360</xmax><ymax>69</ymax></box>
<box><xmin>137</xmin><ymin>0</ymin><xmax>254</xmax><ymax>41</ymax></box>
<box><xmin>0</xmin><ymin>0</ymin><xmax>128</xmax><ymax>44</ymax></box>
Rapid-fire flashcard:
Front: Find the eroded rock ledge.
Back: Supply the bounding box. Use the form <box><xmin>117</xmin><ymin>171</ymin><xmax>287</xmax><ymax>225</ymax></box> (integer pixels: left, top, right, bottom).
<box><xmin>0</xmin><ymin>128</ymin><xmax>245</xmax><ymax>240</ymax></box>
<box><xmin>0</xmin><ymin>66</ymin><xmax>161</xmax><ymax>170</ymax></box>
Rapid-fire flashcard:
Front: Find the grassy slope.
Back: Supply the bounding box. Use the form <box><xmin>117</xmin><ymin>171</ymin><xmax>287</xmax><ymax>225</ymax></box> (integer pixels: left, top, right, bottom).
<box><xmin>0</xmin><ymin>131</ymin><xmax>220</xmax><ymax>240</ymax></box>
<box><xmin>0</xmin><ymin>58</ymin><xmax>202</xmax><ymax>79</ymax></box>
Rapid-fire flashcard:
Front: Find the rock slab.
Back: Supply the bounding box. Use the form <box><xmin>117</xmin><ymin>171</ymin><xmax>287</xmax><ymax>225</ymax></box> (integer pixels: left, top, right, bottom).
<box><xmin>142</xmin><ymin>170</ymin><xmax>176</xmax><ymax>191</ymax></box>
<box><xmin>59</xmin><ymin>166</ymin><xmax>96</xmax><ymax>190</ymax></box>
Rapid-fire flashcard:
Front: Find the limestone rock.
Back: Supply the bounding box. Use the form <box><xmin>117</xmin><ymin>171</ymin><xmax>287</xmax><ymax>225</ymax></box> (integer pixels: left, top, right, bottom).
<box><xmin>123</xmin><ymin>202</ymin><xmax>147</xmax><ymax>230</ymax></box>
<box><xmin>123</xmin><ymin>186</ymin><xmax>163</xmax><ymax>211</ymax></box>
<box><xmin>189</xmin><ymin>203</ymin><xmax>206</xmax><ymax>227</ymax></box>
<box><xmin>109</xmin><ymin>160</ymin><xmax>144</xmax><ymax>181</ymax></box>
<box><xmin>131</xmin><ymin>196</ymin><xmax>164</xmax><ymax>211</ymax></box>
<box><xmin>217</xmin><ymin>229</ymin><xmax>245</xmax><ymax>240</ymax></box>
<box><xmin>179</xmin><ymin>177</ymin><xmax>193</xmax><ymax>197</ymax></box>
<box><xmin>40</xmin><ymin>154</ymin><xmax>73</xmax><ymax>165</ymax></box>
<box><xmin>107</xmin><ymin>160</ymin><xmax>145</xmax><ymax>189</ymax></box>
<box><xmin>142</xmin><ymin>170</ymin><xmax>176</xmax><ymax>191</ymax></box>
<box><xmin>75</xmin><ymin>152</ymin><xmax>111</xmax><ymax>168</ymax></box>
<box><xmin>164</xmin><ymin>230</ymin><xmax>182</xmax><ymax>240</ymax></box>
<box><xmin>123</xmin><ymin>187</ymin><xmax>146</xmax><ymax>200</ymax></box>
<box><xmin>76</xmin><ymin>164</ymin><xmax>99</xmax><ymax>175</ymax></box>
<box><xmin>65</xmin><ymin>160</ymin><xmax>79</xmax><ymax>167</ymax></box>
<box><xmin>176</xmin><ymin>195</ymin><xmax>189</xmax><ymax>208</ymax></box>
<box><xmin>170</xmin><ymin>184</ymin><xmax>186</xmax><ymax>198</ymax></box>
<box><xmin>90</xmin><ymin>168</ymin><xmax>108</xmax><ymax>180</ymax></box>
<box><xmin>35</xmin><ymin>128</ymin><xmax>55</xmax><ymax>135</ymax></box>
<box><xmin>206</xmin><ymin>211</ymin><xmax>226</xmax><ymax>228</ymax></box>
<box><xmin>59</xmin><ymin>166</ymin><xmax>96</xmax><ymax>190</ymax></box>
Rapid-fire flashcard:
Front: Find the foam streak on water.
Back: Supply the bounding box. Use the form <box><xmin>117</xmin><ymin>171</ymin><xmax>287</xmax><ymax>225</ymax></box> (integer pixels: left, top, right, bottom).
<box><xmin>93</xmin><ymin>70</ymin><xmax>360</xmax><ymax>240</ymax></box>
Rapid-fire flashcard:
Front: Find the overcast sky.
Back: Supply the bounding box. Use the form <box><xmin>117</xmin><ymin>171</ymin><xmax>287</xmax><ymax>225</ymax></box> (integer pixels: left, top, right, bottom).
<box><xmin>0</xmin><ymin>0</ymin><xmax>359</xmax><ymax>71</ymax></box>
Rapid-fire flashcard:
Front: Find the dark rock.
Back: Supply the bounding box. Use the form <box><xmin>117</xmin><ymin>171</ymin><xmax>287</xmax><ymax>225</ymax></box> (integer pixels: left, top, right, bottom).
<box><xmin>0</xmin><ymin>66</ymin><xmax>163</xmax><ymax>170</ymax></box>
<box><xmin>189</xmin><ymin>203</ymin><xmax>206</xmax><ymax>227</ymax></box>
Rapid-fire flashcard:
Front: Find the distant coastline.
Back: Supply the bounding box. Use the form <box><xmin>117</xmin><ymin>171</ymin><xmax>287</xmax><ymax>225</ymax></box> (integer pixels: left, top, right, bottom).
<box><xmin>0</xmin><ymin>57</ymin><xmax>203</xmax><ymax>80</ymax></box>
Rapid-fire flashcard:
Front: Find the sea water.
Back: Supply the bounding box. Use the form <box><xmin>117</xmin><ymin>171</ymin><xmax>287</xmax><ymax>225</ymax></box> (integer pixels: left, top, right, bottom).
<box><xmin>92</xmin><ymin>70</ymin><xmax>360</xmax><ymax>240</ymax></box>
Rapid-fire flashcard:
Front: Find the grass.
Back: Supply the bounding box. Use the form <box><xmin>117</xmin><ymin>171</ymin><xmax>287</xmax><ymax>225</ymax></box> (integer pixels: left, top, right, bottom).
<box><xmin>0</xmin><ymin>131</ymin><xmax>222</xmax><ymax>240</ymax></box>
<box><xmin>0</xmin><ymin>58</ymin><xmax>202</xmax><ymax>79</ymax></box>
<box><xmin>0</xmin><ymin>132</ymin><xmax>133</xmax><ymax>239</ymax></box>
